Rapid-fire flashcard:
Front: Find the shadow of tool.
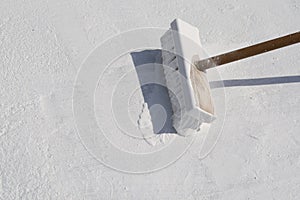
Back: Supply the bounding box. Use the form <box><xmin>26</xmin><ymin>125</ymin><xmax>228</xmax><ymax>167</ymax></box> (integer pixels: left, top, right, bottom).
<box><xmin>210</xmin><ymin>75</ymin><xmax>300</xmax><ymax>89</ymax></box>
<box><xmin>131</xmin><ymin>50</ymin><xmax>176</xmax><ymax>134</ymax></box>
<box><xmin>131</xmin><ymin>49</ymin><xmax>300</xmax><ymax>134</ymax></box>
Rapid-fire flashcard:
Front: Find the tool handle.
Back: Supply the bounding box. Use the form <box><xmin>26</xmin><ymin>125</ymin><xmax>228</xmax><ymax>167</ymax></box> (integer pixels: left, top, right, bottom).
<box><xmin>195</xmin><ymin>31</ymin><xmax>300</xmax><ymax>71</ymax></box>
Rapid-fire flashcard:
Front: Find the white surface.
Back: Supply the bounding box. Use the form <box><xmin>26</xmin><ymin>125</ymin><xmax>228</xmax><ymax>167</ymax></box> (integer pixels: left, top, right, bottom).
<box><xmin>1</xmin><ymin>0</ymin><xmax>300</xmax><ymax>199</ymax></box>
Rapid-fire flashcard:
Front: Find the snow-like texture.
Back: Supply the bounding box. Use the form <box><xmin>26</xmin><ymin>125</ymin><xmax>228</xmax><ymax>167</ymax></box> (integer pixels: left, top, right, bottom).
<box><xmin>137</xmin><ymin>102</ymin><xmax>175</xmax><ymax>146</ymax></box>
<box><xmin>0</xmin><ymin>0</ymin><xmax>299</xmax><ymax>199</ymax></box>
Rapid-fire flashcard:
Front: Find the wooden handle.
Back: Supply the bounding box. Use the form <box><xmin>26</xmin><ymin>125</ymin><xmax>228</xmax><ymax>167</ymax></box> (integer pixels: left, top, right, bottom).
<box><xmin>195</xmin><ymin>31</ymin><xmax>300</xmax><ymax>71</ymax></box>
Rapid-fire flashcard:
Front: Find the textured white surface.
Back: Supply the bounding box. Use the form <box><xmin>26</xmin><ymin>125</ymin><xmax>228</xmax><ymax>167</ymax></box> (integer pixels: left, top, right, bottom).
<box><xmin>1</xmin><ymin>0</ymin><xmax>300</xmax><ymax>199</ymax></box>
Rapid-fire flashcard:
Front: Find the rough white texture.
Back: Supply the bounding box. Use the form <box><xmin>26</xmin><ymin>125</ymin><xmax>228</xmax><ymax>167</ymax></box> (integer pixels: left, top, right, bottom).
<box><xmin>0</xmin><ymin>0</ymin><xmax>300</xmax><ymax>199</ymax></box>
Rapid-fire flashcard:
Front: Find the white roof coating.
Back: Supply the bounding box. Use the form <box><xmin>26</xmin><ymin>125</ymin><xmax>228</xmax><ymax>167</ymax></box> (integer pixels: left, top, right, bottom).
<box><xmin>0</xmin><ymin>0</ymin><xmax>299</xmax><ymax>199</ymax></box>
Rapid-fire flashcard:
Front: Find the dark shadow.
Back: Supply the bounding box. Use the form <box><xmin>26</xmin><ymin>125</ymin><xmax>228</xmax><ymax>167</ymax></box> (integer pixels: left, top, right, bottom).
<box><xmin>210</xmin><ymin>75</ymin><xmax>300</xmax><ymax>89</ymax></box>
<box><xmin>131</xmin><ymin>50</ymin><xmax>176</xmax><ymax>134</ymax></box>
